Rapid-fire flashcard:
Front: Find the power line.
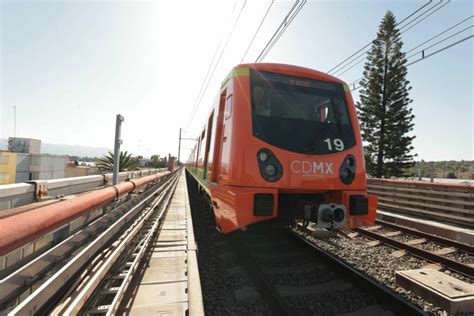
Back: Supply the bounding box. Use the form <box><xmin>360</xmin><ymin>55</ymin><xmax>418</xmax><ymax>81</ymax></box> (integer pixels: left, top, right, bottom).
<box><xmin>255</xmin><ymin>0</ymin><xmax>307</xmax><ymax>62</ymax></box>
<box><xmin>327</xmin><ymin>0</ymin><xmax>436</xmax><ymax>74</ymax></box>
<box><xmin>187</xmin><ymin>45</ymin><xmax>221</xmax><ymax>126</ymax></box>
<box><xmin>340</xmin><ymin>15</ymin><xmax>472</xmax><ymax>82</ymax></box>
<box><xmin>332</xmin><ymin>1</ymin><xmax>451</xmax><ymax>77</ymax></box>
<box><xmin>407</xmin><ymin>25</ymin><xmax>473</xmax><ymax>59</ymax></box>
<box><xmin>398</xmin><ymin>0</ymin><xmax>446</xmax><ymax>32</ymax></box>
<box><xmin>240</xmin><ymin>0</ymin><xmax>275</xmax><ymax>63</ymax></box>
<box><xmin>406</xmin><ymin>16</ymin><xmax>473</xmax><ymax>54</ymax></box>
<box><xmin>185</xmin><ymin>0</ymin><xmax>247</xmax><ymax>129</ymax></box>
<box><xmin>350</xmin><ymin>35</ymin><xmax>473</xmax><ymax>91</ymax></box>
<box><xmin>400</xmin><ymin>0</ymin><xmax>451</xmax><ymax>34</ymax></box>
<box><xmin>406</xmin><ymin>35</ymin><xmax>473</xmax><ymax>67</ymax></box>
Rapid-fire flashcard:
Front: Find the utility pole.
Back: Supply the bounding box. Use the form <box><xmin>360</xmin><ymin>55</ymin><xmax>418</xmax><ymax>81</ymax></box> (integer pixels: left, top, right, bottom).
<box><xmin>178</xmin><ymin>128</ymin><xmax>182</xmax><ymax>165</ymax></box>
<box><xmin>177</xmin><ymin>129</ymin><xmax>198</xmax><ymax>165</ymax></box>
<box><xmin>113</xmin><ymin>114</ymin><xmax>124</xmax><ymax>185</ymax></box>
<box><xmin>12</xmin><ymin>106</ymin><xmax>16</xmax><ymax>137</ymax></box>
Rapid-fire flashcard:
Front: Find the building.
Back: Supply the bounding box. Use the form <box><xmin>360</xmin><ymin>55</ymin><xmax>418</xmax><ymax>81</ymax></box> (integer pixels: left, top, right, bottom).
<box><xmin>0</xmin><ymin>152</ymin><xmax>17</xmax><ymax>184</ymax></box>
<box><xmin>7</xmin><ymin>137</ymin><xmax>41</xmax><ymax>154</ymax></box>
<box><xmin>0</xmin><ymin>151</ymin><xmax>67</xmax><ymax>184</ymax></box>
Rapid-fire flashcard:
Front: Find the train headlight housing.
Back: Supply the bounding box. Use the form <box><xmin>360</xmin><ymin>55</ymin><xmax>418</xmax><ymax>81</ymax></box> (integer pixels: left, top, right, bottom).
<box><xmin>317</xmin><ymin>204</ymin><xmax>346</xmax><ymax>229</ymax></box>
<box><xmin>339</xmin><ymin>154</ymin><xmax>356</xmax><ymax>185</ymax></box>
<box><xmin>257</xmin><ymin>148</ymin><xmax>283</xmax><ymax>182</ymax></box>
<box><xmin>265</xmin><ymin>164</ymin><xmax>276</xmax><ymax>176</ymax></box>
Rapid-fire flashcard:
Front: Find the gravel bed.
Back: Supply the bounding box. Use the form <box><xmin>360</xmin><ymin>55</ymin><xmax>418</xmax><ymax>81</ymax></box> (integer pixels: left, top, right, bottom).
<box><xmin>286</xmin><ymin>288</ymin><xmax>378</xmax><ymax>315</ymax></box>
<box><xmin>234</xmin><ymin>226</ymin><xmax>380</xmax><ymax>314</ymax></box>
<box><xmin>186</xmin><ymin>174</ymin><xmax>271</xmax><ymax>315</ymax></box>
<box><xmin>415</xmin><ymin>241</ymin><xmax>445</xmax><ymax>252</ymax></box>
<box><xmin>391</xmin><ymin>233</ymin><xmax>418</xmax><ymax>243</ymax></box>
<box><xmin>444</xmin><ymin>252</ymin><xmax>474</xmax><ymax>264</ymax></box>
<box><xmin>294</xmin><ymin>229</ymin><xmax>458</xmax><ymax>314</ymax></box>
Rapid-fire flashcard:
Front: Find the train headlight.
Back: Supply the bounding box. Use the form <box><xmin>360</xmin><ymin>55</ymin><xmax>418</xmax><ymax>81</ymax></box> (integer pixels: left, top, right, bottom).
<box><xmin>257</xmin><ymin>148</ymin><xmax>283</xmax><ymax>182</ymax></box>
<box><xmin>317</xmin><ymin>204</ymin><xmax>347</xmax><ymax>229</ymax></box>
<box><xmin>259</xmin><ymin>152</ymin><xmax>268</xmax><ymax>162</ymax></box>
<box><xmin>333</xmin><ymin>208</ymin><xmax>345</xmax><ymax>222</ymax></box>
<box><xmin>265</xmin><ymin>164</ymin><xmax>276</xmax><ymax>176</ymax></box>
<box><xmin>339</xmin><ymin>154</ymin><xmax>356</xmax><ymax>185</ymax></box>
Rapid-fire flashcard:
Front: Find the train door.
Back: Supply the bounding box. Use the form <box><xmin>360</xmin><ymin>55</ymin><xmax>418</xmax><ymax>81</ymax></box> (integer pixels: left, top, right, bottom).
<box><xmin>210</xmin><ymin>92</ymin><xmax>226</xmax><ymax>183</ymax></box>
<box><xmin>218</xmin><ymin>92</ymin><xmax>233</xmax><ymax>183</ymax></box>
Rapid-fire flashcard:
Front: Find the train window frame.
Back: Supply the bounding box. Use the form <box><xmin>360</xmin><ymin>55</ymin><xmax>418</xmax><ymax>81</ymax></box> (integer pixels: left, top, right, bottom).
<box><xmin>250</xmin><ymin>69</ymin><xmax>357</xmax><ymax>155</ymax></box>
<box><xmin>225</xmin><ymin>94</ymin><xmax>233</xmax><ymax>120</ymax></box>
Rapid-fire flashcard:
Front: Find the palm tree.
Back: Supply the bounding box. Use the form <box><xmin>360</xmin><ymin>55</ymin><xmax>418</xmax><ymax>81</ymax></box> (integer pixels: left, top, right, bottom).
<box><xmin>96</xmin><ymin>151</ymin><xmax>139</xmax><ymax>172</ymax></box>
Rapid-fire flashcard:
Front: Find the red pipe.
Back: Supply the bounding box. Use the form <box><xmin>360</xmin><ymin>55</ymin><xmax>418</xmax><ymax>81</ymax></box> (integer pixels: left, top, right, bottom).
<box><xmin>0</xmin><ymin>171</ymin><xmax>171</xmax><ymax>256</ymax></box>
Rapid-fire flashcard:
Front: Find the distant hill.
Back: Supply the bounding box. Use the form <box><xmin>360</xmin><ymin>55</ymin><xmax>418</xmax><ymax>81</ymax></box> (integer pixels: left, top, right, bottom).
<box><xmin>0</xmin><ymin>138</ymin><xmax>110</xmax><ymax>158</ymax></box>
<box><xmin>408</xmin><ymin>160</ymin><xmax>473</xmax><ymax>180</ymax></box>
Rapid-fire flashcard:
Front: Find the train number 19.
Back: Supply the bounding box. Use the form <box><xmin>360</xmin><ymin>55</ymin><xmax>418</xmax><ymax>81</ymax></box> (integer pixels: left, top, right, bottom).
<box><xmin>324</xmin><ymin>138</ymin><xmax>344</xmax><ymax>151</ymax></box>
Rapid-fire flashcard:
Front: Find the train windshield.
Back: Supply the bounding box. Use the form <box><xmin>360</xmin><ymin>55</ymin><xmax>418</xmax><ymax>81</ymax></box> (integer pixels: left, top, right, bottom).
<box><xmin>250</xmin><ymin>70</ymin><xmax>356</xmax><ymax>155</ymax></box>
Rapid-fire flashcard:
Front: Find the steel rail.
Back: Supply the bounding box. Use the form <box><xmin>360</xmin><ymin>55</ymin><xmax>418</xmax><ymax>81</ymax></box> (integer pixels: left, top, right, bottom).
<box><xmin>290</xmin><ymin>229</ymin><xmax>427</xmax><ymax>316</ymax></box>
<box><xmin>354</xmin><ymin>227</ymin><xmax>474</xmax><ymax>278</ymax></box>
<box><xmin>60</xmin><ymin>175</ymin><xmax>176</xmax><ymax>315</ymax></box>
<box><xmin>6</xmin><ymin>173</ymin><xmax>177</xmax><ymax>315</ymax></box>
<box><xmin>375</xmin><ymin>219</ymin><xmax>473</xmax><ymax>254</ymax></box>
<box><xmin>79</xmin><ymin>172</ymin><xmax>180</xmax><ymax>315</ymax></box>
<box><xmin>0</xmin><ymin>175</ymin><xmax>171</xmax><ymax>308</ymax></box>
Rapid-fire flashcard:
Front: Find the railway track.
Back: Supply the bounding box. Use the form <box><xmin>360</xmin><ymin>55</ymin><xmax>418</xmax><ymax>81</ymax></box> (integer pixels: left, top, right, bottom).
<box><xmin>0</xmin><ymin>170</ymin><xmax>180</xmax><ymax>315</ymax></box>
<box><xmin>354</xmin><ymin>220</ymin><xmax>474</xmax><ymax>278</ymax></box>
<box><xmin>186</xmin><ymin>173</ymin><xmax>425</xmax><ymax>315</ymax></box>
<box><xmin>229</xmin><ymin>224</ymin><xmax>425</xmax><ymax>315</ymax></box>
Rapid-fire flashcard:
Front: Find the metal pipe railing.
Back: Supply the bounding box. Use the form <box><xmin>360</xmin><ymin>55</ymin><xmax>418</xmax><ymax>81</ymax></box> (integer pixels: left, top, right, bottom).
<box><xmin>0</xmin><ymin>171</ymin><xmax>171</xmax><ymax>256</ymax></box>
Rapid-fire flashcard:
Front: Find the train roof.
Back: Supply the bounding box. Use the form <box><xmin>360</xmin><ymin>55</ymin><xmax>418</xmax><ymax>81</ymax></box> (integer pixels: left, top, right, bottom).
<box><xmin>230</xmin><ymin>63</ymin><xmax>346</xmax><ymax>85</ymax></box>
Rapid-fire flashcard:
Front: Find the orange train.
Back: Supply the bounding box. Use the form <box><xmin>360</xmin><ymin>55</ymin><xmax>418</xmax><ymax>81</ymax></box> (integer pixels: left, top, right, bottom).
<box><xmin>187</xmin><ymin>63</ymin><xmax>377</xmax><ymax>234</ymax></box>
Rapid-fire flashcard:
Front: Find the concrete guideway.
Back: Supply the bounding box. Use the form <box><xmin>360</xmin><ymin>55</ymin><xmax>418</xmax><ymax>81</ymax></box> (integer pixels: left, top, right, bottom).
<box><xmin>0</xmin><ymin>168</ymin><xmax>204</xmax><ymax>315</ymax></box>
<box><xmin>118</xmin><ymin>170</ymin><xmax>204</xmax><ymax>315</ymax></box>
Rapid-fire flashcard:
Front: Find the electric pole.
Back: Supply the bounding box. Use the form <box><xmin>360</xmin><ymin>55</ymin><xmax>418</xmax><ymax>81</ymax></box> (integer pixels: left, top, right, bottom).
<box><xmin>178</xmin><ymin>128</ymin><xmax>182</xmax><ymax>164</ymax></box>
<box><xmin>113</xmin><ymin>114</ymin><xmax>124</xmax><ymax>185</ymax></box>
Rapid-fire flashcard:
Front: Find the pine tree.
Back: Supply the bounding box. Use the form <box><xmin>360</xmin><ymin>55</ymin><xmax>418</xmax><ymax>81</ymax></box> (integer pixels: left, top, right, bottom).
<box><xmin>357</xmin><ymin>11</ymin><xmax>416</xmax><ymax>178</ymax></box>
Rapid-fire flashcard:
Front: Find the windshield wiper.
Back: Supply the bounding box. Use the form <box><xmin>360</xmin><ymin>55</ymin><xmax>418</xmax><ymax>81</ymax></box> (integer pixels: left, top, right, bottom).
<box><xmin>303</xmin><ymin>97</ymin><xmax>343</xmax><ymax>153</ymax></box>
<box><xmin>330</xmin><ymin>97</ymin><xmax>343</xmax><ymax>134</ymax></box>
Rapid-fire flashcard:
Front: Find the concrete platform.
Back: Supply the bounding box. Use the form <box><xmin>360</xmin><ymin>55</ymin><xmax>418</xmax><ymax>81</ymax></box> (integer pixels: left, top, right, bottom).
<box><xmin>121</xmin><ymin>171</ymin><xmax>204</xmax><ymax>315</ymax></box>
<box><xmin>377</xmin><ymin>210</ymin><xmax>474</xmax><ymax>245</ymax></box>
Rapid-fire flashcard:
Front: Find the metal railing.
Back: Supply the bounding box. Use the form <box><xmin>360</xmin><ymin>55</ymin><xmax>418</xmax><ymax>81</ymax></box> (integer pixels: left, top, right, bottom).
<box><xmin>367</xmin><ymin>178</ymin><xmax>474</xmax><ymax>228</ymax></box>
<box><xmin>0</xmin><ymin>168</ymin><xmax>168</xmax><ymax>211</ymax></box>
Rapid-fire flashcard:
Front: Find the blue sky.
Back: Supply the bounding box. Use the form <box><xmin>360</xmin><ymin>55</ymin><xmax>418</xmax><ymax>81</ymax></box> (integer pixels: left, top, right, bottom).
<box><xmin>1</xmin><ymin>0</ymin><xmax>472</xmax><ymax>161</ymax></box>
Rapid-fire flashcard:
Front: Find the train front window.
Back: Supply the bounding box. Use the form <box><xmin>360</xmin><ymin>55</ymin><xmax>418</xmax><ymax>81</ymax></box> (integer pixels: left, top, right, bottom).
<box><xmin>250</xmin><ymin>70</ymin><xmax>356</xmax><ymax>154</ymax></box>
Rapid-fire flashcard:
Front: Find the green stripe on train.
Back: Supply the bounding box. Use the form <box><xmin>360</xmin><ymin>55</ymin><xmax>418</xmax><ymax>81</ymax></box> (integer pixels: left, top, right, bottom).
<box><xmin>221</xmin><ymin>68</ymin><xmax>250</xmax><ymax>90</ymax></box>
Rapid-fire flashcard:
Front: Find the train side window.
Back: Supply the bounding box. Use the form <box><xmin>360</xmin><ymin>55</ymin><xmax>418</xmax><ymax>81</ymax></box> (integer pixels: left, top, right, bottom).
<box><xmin>203</xmin><ymin>111</ymin><xmax>214</xmax><ymax>180</ymax></box>
<box><xmin>225</xmin><ymin>94</ymin><xmax>233</xmax><ymax>120</ymax></box>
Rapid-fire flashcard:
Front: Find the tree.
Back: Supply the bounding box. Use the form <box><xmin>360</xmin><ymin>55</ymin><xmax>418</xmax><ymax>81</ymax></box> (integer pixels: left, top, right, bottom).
<box><xmin>96</xmin><ymin>151</ymin><xmax>139</xmax><ymax>172</ymax></box>
<box><xmin>149</xmin><ymin>155</ymin><xmax>168</xmax><ymax>168</ymax></box>
<box><xmin>357</xmin><ymin>11</ymin><xmax>416</xmax><ymax>178</ymax></box>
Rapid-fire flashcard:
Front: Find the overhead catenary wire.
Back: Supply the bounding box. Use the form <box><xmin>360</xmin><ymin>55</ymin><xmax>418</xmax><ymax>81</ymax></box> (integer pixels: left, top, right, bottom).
<box><xmin>400</xmin><ymin>0</ymin><xmax>451</xmax><ymax>34</ymax></box>
<box><xmin>407</xmin><ymin>25</ymin><xmax>473</xmax><ymax>59</ymax></box>
<box><xmin>332</xmin><ymin>1</ymin><xmax>452</xmax><ymax>77</ymax></box>
<box><xmin>255</xmin><ymin>0</ymin><xmax>307</xmax><ymax>62</ymax></box>
<box><xmin>398</xmin><ymin>0</ymin><xmax>447</xmax><ymax>32</ymax></box>
<box><xmin>406</xmin><ymin>35</ymin><xmax>473</xmax><ymax>67</ymax></box>
<box><xmin>327</xmin><ymin>0</ymin><xmax>440</xmax><ymax>75</ymax></box>
<box><xmin>185</xmin><ymin>0</ymin><xmax>247</xmax><ymax>129</ymax></box>
<box><xmin>406</xmin><ymin>16</ymin><xmax>473</xmax><ymax>54</ymax></box>
<box><xmin>240</xmin><ymin>0</ymin><xmax>275</xmax><ymax>63</ymax></box>
<box><xmin>344</xmin><ymin>15</ymin><xmax>473</xmax><ymax>87</ymax></box>
<box><xmin>350</xmin><ymin>35</ymin><xmax>473</xmax><ymax>91</ymax></box>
